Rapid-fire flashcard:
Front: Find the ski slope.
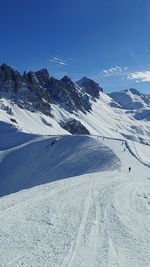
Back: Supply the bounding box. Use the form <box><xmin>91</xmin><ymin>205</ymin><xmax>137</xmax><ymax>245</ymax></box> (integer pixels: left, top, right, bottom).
<box><xmin>0</xmin><ymin>133</ymin><xmax>150</xmax><ymax>267</ymax></box>
<box><xmin>0</xmin><ymin>134</ymin><xmax>120</xmax><ymax>196</ymax></box>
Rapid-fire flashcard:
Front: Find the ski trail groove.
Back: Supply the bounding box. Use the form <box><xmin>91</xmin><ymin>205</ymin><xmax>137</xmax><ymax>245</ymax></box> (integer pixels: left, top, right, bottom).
<box><xmin>62</xmin><ymin>179</ymin><xmax>95</xmax><ymax>267</ymax></box>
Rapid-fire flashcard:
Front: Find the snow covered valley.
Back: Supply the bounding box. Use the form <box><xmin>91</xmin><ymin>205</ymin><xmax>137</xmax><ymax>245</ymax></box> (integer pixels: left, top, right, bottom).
<box><xmin>0</xmin><ymin>130</ymin><xmax>150</xmax><ymax>267</ymax></box>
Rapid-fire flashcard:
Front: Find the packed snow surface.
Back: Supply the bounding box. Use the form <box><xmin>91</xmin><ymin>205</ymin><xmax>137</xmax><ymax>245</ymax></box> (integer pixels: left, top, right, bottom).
<box><xmin>0</xmin><ymin>89</ymin><xmax>150</xmax><ymax>267</ymax></box>
<box><xmin>127</xmin><ymin>140</ymin><xmax>150</xmax><ymax>166</ymax></box>
<box><xmin>0</xmin><ymin>67</ymin><xmax>150</xmax><ymax>266</ymax></box>
<box><xmin>0</xmin><ymin>130</ymin><xmax>150</xmax><ymax>267</ymax></box>
<box><xmin>0</xmin><ymin>134</ymin><xmax>120</xmax><ymax>196</ymax></box>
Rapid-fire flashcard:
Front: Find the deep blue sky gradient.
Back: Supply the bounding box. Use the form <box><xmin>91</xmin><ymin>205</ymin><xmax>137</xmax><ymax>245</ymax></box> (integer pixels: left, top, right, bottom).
<box><xmin>1</xmin><ymin>0</ymin><xmax>150</xmax><ymax>92</ymax></box>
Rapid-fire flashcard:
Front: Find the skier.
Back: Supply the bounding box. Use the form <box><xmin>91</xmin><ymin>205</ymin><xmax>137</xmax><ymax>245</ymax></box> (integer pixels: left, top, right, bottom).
<box><xmin>128</xmin><ymin>167</ymin><xmax>131</xmax><ymax>172</ymax></box>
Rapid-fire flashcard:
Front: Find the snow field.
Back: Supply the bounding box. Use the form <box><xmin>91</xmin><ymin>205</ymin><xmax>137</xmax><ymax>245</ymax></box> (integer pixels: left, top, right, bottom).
<box><xmin>0</xmin><ymin>135</ymin><xmax>150</xmax><ymax>266</ymax></box>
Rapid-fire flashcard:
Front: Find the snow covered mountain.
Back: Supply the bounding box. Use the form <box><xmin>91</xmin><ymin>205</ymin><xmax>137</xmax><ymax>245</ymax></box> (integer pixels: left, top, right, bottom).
<box><xmin>0</xmin><ymin>64</ymin><xmax>150</xmax><ymax>266</ymax></box>
<box><xmin>0</xmin><ymin>64</ymin><xmax>150</xmax><ymax>143</ymax></box>
<box><xmin>109</xmin><ymin>88</ymin><xmax>150</xmax><ymax>121</ymax></box>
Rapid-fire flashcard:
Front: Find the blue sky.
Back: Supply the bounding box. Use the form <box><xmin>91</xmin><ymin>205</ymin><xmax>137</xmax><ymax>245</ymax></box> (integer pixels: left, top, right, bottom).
<box><xmin>1</xmin><ymin>0</ymin><xmax>150</xmax><ymax>93</ymax></box>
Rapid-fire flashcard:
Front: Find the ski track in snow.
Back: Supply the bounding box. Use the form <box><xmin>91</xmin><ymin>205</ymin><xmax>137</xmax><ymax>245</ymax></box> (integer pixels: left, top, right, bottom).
<box><xmin>0</xmin><ymin>136</ymin><xmax>150</xmax><ymax>267</ymax></box>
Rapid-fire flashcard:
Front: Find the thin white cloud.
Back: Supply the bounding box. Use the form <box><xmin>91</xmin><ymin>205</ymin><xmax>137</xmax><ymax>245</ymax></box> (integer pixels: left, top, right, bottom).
<box><xmin>52</xmin><ymin>57</ymin><xmax>64</xmax><ymax>61</ymax></box>
<box><xmin>94</xmin><ymin>65</ymin><xmax>150</xmax><ymax>86</ymax></box>
<box><xmin>102</xmin><ymin>66</ymin><xmax>128</xmax><ymax>76</ymax></box>
<box><xmin>49</xmin><ymin>56</ymin><xmax>68</xmax><ymax>66</ymax></box>
<box><xmin>127</xmin><ymin>71</ymin><xmax>150</xmax><ymax>82</ymax></box>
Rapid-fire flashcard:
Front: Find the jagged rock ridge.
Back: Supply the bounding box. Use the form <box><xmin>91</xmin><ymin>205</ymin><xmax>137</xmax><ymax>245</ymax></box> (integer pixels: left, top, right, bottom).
<box><xmin>76</xmin><ymin>76</ymin><xmax>103</xmax><ymax>99</ymax></box>
<box><xmin>0</xmin><ymin>64</ymin><xmax>52</xmax><ymax>116</ymax></box>
<box><xmin>0</xmin><ymin>64</ymin><xmax>103</xmax><ymax>116</ymax></box>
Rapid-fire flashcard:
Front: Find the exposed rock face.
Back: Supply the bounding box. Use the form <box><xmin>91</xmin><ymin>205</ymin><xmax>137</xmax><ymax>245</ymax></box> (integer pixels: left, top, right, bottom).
<box><xmin>76</xmin><ymin>76</ymin><xmax>103</xmax><ymax>99</ymax></box>
<box><xmin>0</xmin><ymin>64</ymin><xmax>149</xmax><ymax>123</ymax></box>
<box><xmin>0</xmin><ymin>64</ymin><xmax>23</xmax><ymax>92</ymax></box>
<box><xmin>24</xmin><ymin>71</ymin><xmax>52</xmax><ymax>116</ymax></box>
<box><xmin>127</xmin><ymin>88</ymin><xmax>141</xmax><ymax>96</ymax></box>
<box><xmin>35</xmin><ymin>69</ymin><xmax>49</xmax><ymax>87</ymax></box>
<box><xmin>0</xmin><ymin>64</ymin><xmax>52</xmax><ymax>116</ymax></box>
<box><xmin>60</xmin><ymin>119</ymin><xmax>90</xmax><ymax>135</ymax></box>
<box><xmin>0</xmin><ymin>64</ymin><xmax>95</xmax><ymax>116</ymax></box>
<box><xmin>47</xmin><ymin>75</ymin><xmax>91</xmax><ymax>113</ymax></box>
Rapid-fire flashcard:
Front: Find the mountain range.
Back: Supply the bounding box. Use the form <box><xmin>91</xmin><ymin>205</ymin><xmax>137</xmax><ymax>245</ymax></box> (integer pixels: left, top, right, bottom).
<box><xmin>0</xmin><ymin>63</ymin><xmax>149</xmax><ymax>144</ymax></box>
<box><xmin>0</xmin><ymin>63</ymin><xmax>150</xmax><ymax>266</ymax></box>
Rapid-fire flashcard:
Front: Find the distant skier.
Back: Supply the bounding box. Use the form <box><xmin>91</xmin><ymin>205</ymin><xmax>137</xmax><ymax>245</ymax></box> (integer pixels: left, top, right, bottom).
<box><xmin>128</xmin><ymin>167</ymin><xmax>131</xmax><ymax>172</ymax></box>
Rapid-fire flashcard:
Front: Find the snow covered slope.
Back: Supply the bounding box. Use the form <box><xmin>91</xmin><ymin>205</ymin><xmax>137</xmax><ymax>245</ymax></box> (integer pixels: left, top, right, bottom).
<box><xmin>0</xmin><ymin>64</ymin><xmax>150</xmax><ymax>267</ymax></box>
<box><xmin>109</xmin><ymin>88</ymin><xmax>150</xmax><ymax>110</ymax></box>
<box><xmin>0</xmin><ymin>91</ymin><xmax>150</xmax><ymax>144</ymax></box>
<box><xmin>109</xmin><ymin>88</ymin><xmax>150</xmax><ymax>122</ymax></box>
<box><xmin>126</xmin><ymin>140</ymin><xmax>150</xmax><ymax>166</ymax></box>
<box><xmin>0</xmin><ymin>135</ymin><xmax>150</xmax><ymax>267</ymax></box>
<box><xmin>0</xmin><ymin>134</ymin><xmax>120</xmax><ymax>196</ymax></box>
<box><xmin>0</xmin><ymin>64</ymin><xmax>149</xmax><ymax>143</ymax></box>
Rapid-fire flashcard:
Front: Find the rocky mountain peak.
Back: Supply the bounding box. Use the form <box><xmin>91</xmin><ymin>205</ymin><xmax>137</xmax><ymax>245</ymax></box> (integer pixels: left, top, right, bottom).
<box><xmin>47</xmin><ymin>76</ymin><xmax>91</xmax><ymax>113</ymax></box>
<box><xmin>0</xmin><ymin>63</ymin><xmax>21</xmax><ymax>81</ymax></box>
<box><xmin>76</xmin><ymin>76</ymin><xmax>103</xmax><ymax>99</ymax></box>
<box><xmin>1</xmin><ymin>63</ymin><xmax>149</xmax><ymax>123</ymax></box>
<box><xmin>35</xmin><ymin>68</ymin><xmax>49</xmax><ymax>87</ymax></box>
<box><xmin>0</xmin><ymin>65</ymin><xmax>52</xmax><ymax>116</ymax></box>
<box><xmin>125</xmin><ymin>88</ymin><xmax>141</xmax><ymax>96</ymax></box>
<box><xmin>61</xmin><ymin>75</ymin><xmax>71</xmax><ymax>82</ymax></box>
<box><xmin>61</xmin><ymin>75</ymin><xmax>76</xmax><ymax>88</ymax></box>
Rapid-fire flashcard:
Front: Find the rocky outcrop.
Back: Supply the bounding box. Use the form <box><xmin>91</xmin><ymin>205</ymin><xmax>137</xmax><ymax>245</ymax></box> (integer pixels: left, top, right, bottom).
<box><xmin>35</xmin><ymin>69</ymin><xmax>49</xmax><ymax>87</ymax></box>
<box><xmin>0</xmin><ymin>64</ymin><xmax>94</xmax><ymax>115</ymax></box>
<box><xmin>0</xmin><ymin>64</ymin><xmax>23</xmax><ymax>92</ymax></box>
<box><xmin>60</xmin><ymin>119</ymin><xmax>90</xmax><ymax>135</ymax></box>
<box><xmin>47</xmin><ymin>75</ymin><xmax>91</xmax><ymax>113</ymax></box>
<box><xmin>0</xmin><ymin>64</ymin><xmax>52</xmax><ymax>116</ymax></box>
<box><xmin>1</xmin><ymin>64</ymin><xmax>149</xmax><ymax>123</ymax></box>
<box><xmin>76</xmin><ymin>76</ymin><xmax>103</xmax><ymax>99</ymax></box>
